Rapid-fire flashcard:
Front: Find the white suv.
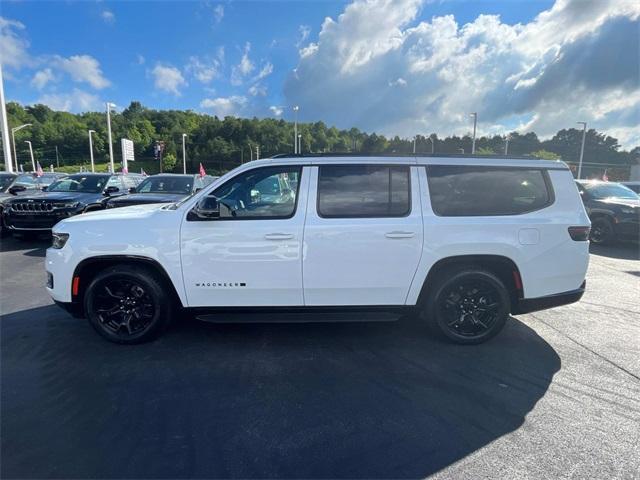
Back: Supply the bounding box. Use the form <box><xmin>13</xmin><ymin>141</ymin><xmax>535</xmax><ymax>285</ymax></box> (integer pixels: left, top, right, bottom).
<box><xmin>46</xmin><ymin>156</ymin><xmax>590</xmax><ymax>344</ymax></box>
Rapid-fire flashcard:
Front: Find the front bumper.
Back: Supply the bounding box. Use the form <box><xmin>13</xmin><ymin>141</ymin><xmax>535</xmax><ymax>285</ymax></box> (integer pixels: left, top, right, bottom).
<box><xmin>4</xmin><ymin>211</ymin><xmax>76</xmax><ymax>231</ymax></box>
<box><xmin>512</xmin><ymin>281</ymin><xmax>586</xmax><ymax>315</ymax></box>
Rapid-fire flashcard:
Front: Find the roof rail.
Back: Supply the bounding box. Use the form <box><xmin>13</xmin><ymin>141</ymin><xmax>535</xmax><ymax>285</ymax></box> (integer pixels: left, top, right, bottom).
<box><xmin>270</xmin><ymin>152</ymin><xmax>550</xmax><ymax>161</ymax></box>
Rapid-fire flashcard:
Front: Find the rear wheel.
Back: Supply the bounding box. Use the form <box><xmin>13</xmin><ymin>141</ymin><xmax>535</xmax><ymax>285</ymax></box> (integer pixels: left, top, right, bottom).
<box><xmin>589</xmin><ymin>217</ymin><xmax>615</xmax><ymax>245</ymax></box>
<box><xmin>425</xmin><ymin>267</ymin><xmax>510</xmax><ymax>345</ymax></box>
<box><xmin>85</xmin><ymin>265</ymin><xmax>173</xmax><ymax>344</ymax></box>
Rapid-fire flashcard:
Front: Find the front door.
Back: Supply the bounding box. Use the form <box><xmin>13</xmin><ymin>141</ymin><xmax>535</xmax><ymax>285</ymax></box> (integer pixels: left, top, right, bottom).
<box><xmin>303</xmin><ymin>164</ymin><xmax>424</xmax><ymax>305</ymax></box>
<box><xmin>180</xmin><ymin>165</ymin><xmax>308</xmax><ymax>307</ymax></box>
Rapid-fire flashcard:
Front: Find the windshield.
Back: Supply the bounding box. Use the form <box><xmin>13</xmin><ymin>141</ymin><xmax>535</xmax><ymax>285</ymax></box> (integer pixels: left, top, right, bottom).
<box><xmin>136</xmin><ymin>176</ymin><xmax>193</xmax><ymax>194</ymax></box>
<box><xmin>584</xmin><ymin>182</ymin><xmax>638</xmax><ymax>200</ymax></box>
<box><xmin>0</xmin><ymin>175</ymin><xmax>16</xmax><ymax>192</ymax></box>
<box><xmin>47</xmin><ymin>175</ymin><xmax>111</xmax><ymax>193</ymax></box>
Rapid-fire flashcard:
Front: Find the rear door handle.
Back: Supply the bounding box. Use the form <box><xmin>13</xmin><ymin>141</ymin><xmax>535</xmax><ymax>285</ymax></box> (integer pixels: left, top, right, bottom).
<box><xmin>264</xmin><ymin>233</ymin><xmax>295</xmax><ymax>240</ymax></box>
<box><xmin>385</xmin><ymin>231</ymin><xmax>415</xmax><ymax>239</ymax></box>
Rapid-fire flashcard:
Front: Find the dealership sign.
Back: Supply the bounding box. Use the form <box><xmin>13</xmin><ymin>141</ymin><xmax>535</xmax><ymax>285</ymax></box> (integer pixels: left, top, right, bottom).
<box><xmin>121</xmin><ymin>138</ymin><xmax>135</xmax><ymax>172</ymax></box>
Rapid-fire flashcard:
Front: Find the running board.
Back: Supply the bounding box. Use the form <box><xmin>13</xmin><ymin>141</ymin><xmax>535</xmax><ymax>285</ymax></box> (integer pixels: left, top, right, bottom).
<box><xmin>194</xmin><ymin>309</ymin><xmax>403</xmax><ymax>324</ymax></box>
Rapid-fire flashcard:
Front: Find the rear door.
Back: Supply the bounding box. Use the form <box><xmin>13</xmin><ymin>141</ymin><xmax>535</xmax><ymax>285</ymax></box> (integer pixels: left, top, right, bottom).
<box><xmin>302</xmin><ymin>164</ymin><xmax>424</xmax><ymax>305</ymax></box>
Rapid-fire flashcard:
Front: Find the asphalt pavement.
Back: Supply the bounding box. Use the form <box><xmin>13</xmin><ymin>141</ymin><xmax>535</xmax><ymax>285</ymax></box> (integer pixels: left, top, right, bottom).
<box><xmin>1</xmin><ymin>235</ymin><xmax>639</xmax><ymax>479</ymax></box>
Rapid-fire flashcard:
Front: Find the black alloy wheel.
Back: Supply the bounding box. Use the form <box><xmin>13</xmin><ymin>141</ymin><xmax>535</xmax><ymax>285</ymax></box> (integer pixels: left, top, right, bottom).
<box><xmin>85</xmin><ymin>265</ymin><xmax>172</xmax><ymax>344</ymax></box>
<box><xmin>427</xmin><ymin>267</ymin><xmax>510</xmax><ymax>344</ymax></box>
<box><xmin>589</xmin><ymin>217</ymin><xmax>615</xmax><ymax>245</ymax></box>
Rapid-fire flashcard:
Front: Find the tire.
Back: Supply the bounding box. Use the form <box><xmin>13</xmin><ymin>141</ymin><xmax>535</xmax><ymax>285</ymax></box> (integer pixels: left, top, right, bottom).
<box><xmin>589</xmin><ymin>217</ymin><xmax>615</xmax><ymax>245</ymax></box>
<box><xmin>84</xmin><ymin>264</ymin><xmax>173</xmax><ymax>344</ymax></box>
<box><xmin>425</xmin><ymin>266</ymin><xmax>510</xmax><ymax>345</ymax></box>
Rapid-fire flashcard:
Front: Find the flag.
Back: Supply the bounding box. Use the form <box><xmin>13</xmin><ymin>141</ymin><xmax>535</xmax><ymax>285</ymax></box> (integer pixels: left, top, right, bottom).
<box><xmin>122</xmin><ymin>166</ymin><xmax>128</xmax><ymax>174</ymax></box>
<box><xmin>602</xmin><ymin>169</ymin><xmax>608</xmax><ymax>182</ymax></box>
<box><xmin>199</xmin><ymin>163</ymin><xmax>206</xmax><ymax>177</ymax></box>
<box><xmin>36</xmin><ymin>162</ymin><xmax>44</xmax><ymax>177</ymax></box>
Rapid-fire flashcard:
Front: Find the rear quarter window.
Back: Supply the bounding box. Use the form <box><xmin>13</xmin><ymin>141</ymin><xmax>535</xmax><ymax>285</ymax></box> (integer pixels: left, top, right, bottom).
<box><xmin>426</xmin><ymin>165</ymin><xmax>553</xmax><ymax>216</ymax></box>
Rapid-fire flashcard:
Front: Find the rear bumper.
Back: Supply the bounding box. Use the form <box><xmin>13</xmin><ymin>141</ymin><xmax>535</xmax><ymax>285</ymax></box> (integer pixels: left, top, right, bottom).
<box><xmin>513</xmin><ymin>281</ymin><xmax>585</xmax><ymax>315</ymax></box>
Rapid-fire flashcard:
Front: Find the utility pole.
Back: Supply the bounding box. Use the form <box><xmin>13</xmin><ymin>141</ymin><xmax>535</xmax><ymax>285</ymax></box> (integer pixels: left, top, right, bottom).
<box><xmin>428</xmin><ymin>135</ymin><xmax>435</xmax><ymax>154</ymax></box>
<box><xmin>577</xmin><ymin>122</ymin><xmax>587</xmax><ymax>179</ymax></box>
<box><xmin>298</xmin><ymin>134</ymin><xmax>302</xmax><ymax>155</ymax></box>
<box><xmin>182</xmin><ymin>133</ymin><xmax>187</xmax><ymax>174</ymax></box>
<box><xmin>106</xmin><ymin>102</ymin><xmax>116</xmax><ymax>173</ymax></box>
<box><xmin>88</xmin><ymin>130</ymin><xmax>96</xmax><ymax>172</ymax></box>
<box><xmin>504</xmin><ymin>134</ymin><xmax>511</xmax><ymax>156</ymax></box>
<box><xmin>249</xmin><ymin>143</ymin><xmax>253</xmax><ymax>162</ymax></box>
<box><xmin>55</xmin><ymin>145</ymin><xmax>60</xmax><ymax>168</ymax></box>
<box><xmin>256</xmin><ymin>145</ymin><xmax>260</xmax><ymax>160</ymax></box>
<box><xmin>293</xmin><ymin>105</ymin><xmax>299</xmax><ymax>154</ymax></box>
<box><xmin>0</xmin><ymin>64</ymin><xmax>14</xmax><ymax>172</ymax></box>
<box><xmin>470</xmin><ymin>112</ymin><xmax>477</xmax><ymax>154</ymax></box>
<box><xmin>413</xmin><ymin>136</ymin><xmax>416</xmax><ymax>154</ymax></box>
<box><xmin>24</xmin><ymin>140</ymin><xmax>35</xmax><ymax>171</ymax></box>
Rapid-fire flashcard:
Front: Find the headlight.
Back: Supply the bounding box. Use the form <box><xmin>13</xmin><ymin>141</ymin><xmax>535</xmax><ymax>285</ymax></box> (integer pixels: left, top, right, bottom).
<box><xmin>620</xmin><ymin>207</ymin><xmax>635</xmax><ymax>214</ymax></box>
<box><xmin>51</xmin><ymin>232</ymin><xmax>69</xmax><ymax>249</ymax></box>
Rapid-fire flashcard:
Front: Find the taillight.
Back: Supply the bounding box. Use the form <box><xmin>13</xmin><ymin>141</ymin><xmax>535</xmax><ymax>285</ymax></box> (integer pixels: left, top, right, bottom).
<box><xmin>568</xmin><ymin>226</ymin><xmax>590</xmax><ymax>241</ymax></box>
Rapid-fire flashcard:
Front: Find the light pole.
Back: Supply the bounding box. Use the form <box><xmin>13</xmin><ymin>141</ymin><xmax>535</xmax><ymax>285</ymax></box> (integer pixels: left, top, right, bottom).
<box><xmin>106</xmin><ymin>102</ymin><xmax>116</xmax><ymax>173</ymax></box>
<box><xmin>88</xmin><ymin>130</ymin><xmax>96</xmax><ymax>172</ymax></box>
<box><xmin>24</xmin><ymin>140</ymin><xmax>35</xmax><ymax>171</ymax></box>
<box><xmin>577</xmin><ymin>122</ymin><xmax>587</xmax><ymax>179</ymax></box>
<box><xmin>249</xmin><ymin>143</ymin><xmax>253</xmax><ymax>161</ymax></box>
<box><xmin>256</xmin><ymin>145</ymin><xmax>260</xmax><ymax>160</ymax></box>
<box><xmin>293</xmin><ymin>105</ymin><xmax>299</xmax><ymax>154</ymax></box>
<box><xmin>504</xmin><ymin>134</ymin><xmax>511</xmax><ymax>156</ymax></box>
<box><xmin>182</xmin><ymin>133</ymin><xmax>187</xmax><ymax>174</ymax></box>
<box><xmin>470</xmin><ymin>112</ymin><xmax>477</xmax><ymax>154</ymax></box>
<box><xmin>428</xmin><ymin>135</ymin><xmax>435</xmax><ymax>154</ymax></box>
<box><xmin>298</xmin><ymin>134</ymin><xmax>302</xmax><ymax>155</ymax></box>
<box><xmin>413</xmin><ymin>136</ymin><xmax>416</xmax><ymax>154</ymax></box>
<box><xmin>0</xmin><ymin>64</ymin><xmax>14</xmax><ymax>172</ymax></box>
<box><xmin>11</xmin><ymin>123</ymin><xmax>31</xmax><ymax>172</ymax></box>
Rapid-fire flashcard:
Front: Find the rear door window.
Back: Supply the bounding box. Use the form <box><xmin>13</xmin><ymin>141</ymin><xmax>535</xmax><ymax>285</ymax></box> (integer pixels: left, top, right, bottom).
<box><xmin>426</xmin><ymin>166</ymin><xmax>552</xmax><ymax>216</ymax></box>
<box><xmin>317</xmin><ymin>165</ymin><xmax>410</xmax><ymax>218</ymax></box>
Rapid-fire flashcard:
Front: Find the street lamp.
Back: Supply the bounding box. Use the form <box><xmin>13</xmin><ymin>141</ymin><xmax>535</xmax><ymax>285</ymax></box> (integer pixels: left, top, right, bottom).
<box><xmin>24</xmin><ymin>140</ymin><xmax>35</xmax><ymax>172</ymax></box>
<box><xmin>106</xmin><ymin>102</ymin><xmax>116</xmax><ymax>173</ymax></box>
<box><xmin>470</xmin><ymin>112</ymin><xmax>477</xmax><ymax>154</ymax></box>
<box><xmin>577</xmin><ymin>122</ymin><xmax>587</xmax><ymax>179</ymax></box>
<box><xmin>11</xmin><ymin>123</ymin><xmax>31</xmax><ymax>172</ymax></box>
<box><xmin>182</xmin><ymin>133</ymin><xmax>188</xmax><ymax>174</ymax></box>
<box><xmin>298</xmin><ymin>134</ymin><xmax>302</xmax><ymax>155</ymax></box>
<box><xmin>428</xmin><ymin>135</ymin><xmax>435</xmax><ymax>154</ymax></box>
<box><xmin>504</xmin><ymin>133</ymin><xmax>511</xmax><ymax>156</ymax></box>
<box><xmin>88</xmin><ymin>130</ymin><xmax>96</xmax><ymax>172</ymax></box>
<box><xmin>413</xmin><ymin>136</ymin><xmax>417</xmax><ymax>154</ymax></box>
<box><xmin>293</xmin><ymin>105</ymin><xmax>299</xmax><ymax>154</ymax></box>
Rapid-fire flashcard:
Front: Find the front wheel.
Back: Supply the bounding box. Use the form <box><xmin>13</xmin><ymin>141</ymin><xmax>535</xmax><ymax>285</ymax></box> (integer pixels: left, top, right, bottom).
<box><xmin>425</xmin><ymin>267</ymin><xmax>510</xmax><ymax>345</ymax></box>
<box><xmin>85</xmin><ymin>265</ymin><xmax>173</xmax><ymax>344</ymax></box>
<box><xmin>589</xmin><ymin>217</ymin><xmax>615</xmax><ymax>245</ymax></box>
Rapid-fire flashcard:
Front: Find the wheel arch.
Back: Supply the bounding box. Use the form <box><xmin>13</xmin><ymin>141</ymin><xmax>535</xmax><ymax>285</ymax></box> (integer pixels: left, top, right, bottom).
<box><xmin>416</xmin><ymin>254</ymin><xmax>523</xmax><ymax>312</ymax></box>
<box><xmin>71</xmin><ymin>255</ymin><xmax>184</xmax><ymax>314</ymax></box>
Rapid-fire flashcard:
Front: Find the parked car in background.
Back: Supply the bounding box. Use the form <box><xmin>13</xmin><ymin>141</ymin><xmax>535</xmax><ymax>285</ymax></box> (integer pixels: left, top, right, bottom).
<box><xmin>105</xmin><ymin>174</ymin><xmax>215</xmax><ymax>209</ymax></box>
<box><xmin>621</xmin><ymin>181</ymin><xmax>640</xmax><ymax>194</ymax></box>
<box><xmin>2</xmin><ymin>172</ymin><xmax>144</xmax><ymax>237</ymax></box>
<box><xmin>47</xmin><ymin>156</ymin><xmax>589</xmax><ymax>345</ymax></box>
<box><xmin>576</xmin><ymin>180</ymin><xmax>640</xmax><ymax>244</ymax></box>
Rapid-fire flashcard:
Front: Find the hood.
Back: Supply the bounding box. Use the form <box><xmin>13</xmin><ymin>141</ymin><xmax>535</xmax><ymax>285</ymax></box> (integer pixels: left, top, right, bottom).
<box><xmin>3</xmin><ymin>190</ymin><xmax>104</xmax><ymax>204</ymax></box>
<box><xmin>108</xmin><ymin>192</ymin><xmax>185</xmax><ymax>205</ymax></box>
<box><xmin>57</xmin><ymin>202</ymin><xmax>167</xmax><ymax>228</ymax></box>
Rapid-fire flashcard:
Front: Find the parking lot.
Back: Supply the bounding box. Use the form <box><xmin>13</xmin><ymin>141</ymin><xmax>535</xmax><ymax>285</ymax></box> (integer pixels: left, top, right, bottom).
<box><xmin>1</xmin><ymin>236</ymin><xmax>639</xmax><ymax>479</ymax></box>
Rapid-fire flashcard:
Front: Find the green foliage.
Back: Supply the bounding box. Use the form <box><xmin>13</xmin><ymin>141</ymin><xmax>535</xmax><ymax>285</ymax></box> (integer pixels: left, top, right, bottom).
<box><xmin>531</xmin><ymin>150</ymin><xmax>561</xmax><ymax>160</ymax></box>
<box><xmin>1</xmin><ymin>101</ymin><xmax>636</xmax><ymax>177</ymax></box>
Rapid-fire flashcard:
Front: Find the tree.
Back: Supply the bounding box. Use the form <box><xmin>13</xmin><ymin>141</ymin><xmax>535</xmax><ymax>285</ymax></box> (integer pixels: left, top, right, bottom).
<box><xmin>531</xmin><ymin>150</ymin><xmax>561</xmax><ymax>160</ymax></box>
<box><xmin>162</xmin><ymin>153</ymin><xmax>177</xmax><ymax>172</ymax></box>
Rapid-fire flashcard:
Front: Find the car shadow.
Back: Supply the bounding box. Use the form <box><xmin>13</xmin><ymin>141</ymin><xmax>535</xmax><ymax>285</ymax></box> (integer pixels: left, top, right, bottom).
<box><xmin>589</xmin><ymin>242</ymin><xmax>640</xmax><ymax>260</ymax></box>
<box><xmin>0</xmin><ymin>235</ymin><xmax>49</xmax><ymax>256</ymax></box>
<box><xmin>2</xmin><ymin>305</ymin><xmax>560</xmax><ymax>479</ymax></box>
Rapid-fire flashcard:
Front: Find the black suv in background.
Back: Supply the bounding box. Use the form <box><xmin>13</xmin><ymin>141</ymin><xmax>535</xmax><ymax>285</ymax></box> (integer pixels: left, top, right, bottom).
<box><xmin>105</xmin><ymin>173</ymin><xmax>216</xmax><ymax>209</ymax></box>
<box><xmin>576</xmin><ymin>180</ymin><xmax>640</xmax><ymax>244</ymax></box>
<box><xmin>2</xmin><ymin>173</ymin><xmax>143</xmax><ymax>236</ymax></box>
<box><xmin>0</xmin><ymin>172</ymin><xmax>66</xmax><ymax>200</ymax></box>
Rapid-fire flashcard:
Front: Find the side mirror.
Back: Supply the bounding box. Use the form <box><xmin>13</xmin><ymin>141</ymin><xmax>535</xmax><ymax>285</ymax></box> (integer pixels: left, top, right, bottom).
<box><xmin>128</xmin><ymin>187</ymin><xmax>137</xmax><ymax>194</ymax></box>
<box><xmin>41</xmin><ymin>185</ymin><xmax>48</xmax><ymax>192</ymax></box>
<box><xmin>190</xmin><ymin>196</ymin><xmax>220</xmax><ymax>220</ymax></box>
<box><xmin>195</xmin><ymin>187</ymin><xmax>202</xmax><ymax>193</ymax></box>
<box><xmin>104</xmin><ymin>186</ymin><xmax>120</xmax><ymax>196</ymax></box>
<box><xmin>8</xmin><ymin>185</ymin><xmax>26</xmax><ymax>195</ymax></box>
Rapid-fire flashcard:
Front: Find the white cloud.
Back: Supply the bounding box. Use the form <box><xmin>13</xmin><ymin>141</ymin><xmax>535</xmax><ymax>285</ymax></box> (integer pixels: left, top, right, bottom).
<box><xmin>285</xmin><ymin>0</ymin><xmax>640</xmax><ymax>148</ymax></box>
<box><xmin>151</xmin><ymin>64</ymin><xmax>186</xmax><ymax>95</ymax></box>
<box><xmin>248</xmin><ymin>84</ymin><xmax>267</xmax><ymax>96</ymax></box>
<box><xmin>231</xmin><ymin>42</ymin><xmax>254</xmax><ymax>85</ymax></box>
<box><xmin>269</xmin><ymin>105</ymin><xmax>284</xmax><ymax>117</ymax></box>
<box><xmin>54</xmin><ymin>54</ymin><xmax>111</xmax><ymax>89</ymax></box>
<box><xmin>31</xmin><ymin>68</ymin><xmax>55</xmax><ymax>89</ymax></box>
<box><xmin>253</xmin><ymin>62</ymin><xmax>273</xmax><ymax>82</ymax></box>
<box><xmin>213</xmin><ymin>4</ymin><xmax>224</xmax><ymax>24</ymax></box>
<box><xmin>297</xmin><ymin>25</ymin><xmax>311</xmax><ymax>48</ymax></box>
<box><xmin>200</xmin><ymin>95</ymin><xmax>248</xmax><ymax>117</ymax></box>
<box><xmin>101</xmin><ymin>10</ymin><xmax>115</xmax><ymax>24</ymax></box>
<box><xmin>136</xmin><ymin>54</ymin><xmax>145</xmax><ymax>65</ymax></box>
<box><xmin>0</xmin><ymin>17</ymin><xmax>31</xmax><ymax>69</ymax></box>
<box><xmin>186</xmin><ymin>56</ymin><xmax>219</xmax><ymax>84</ymax></box>
<box><xmin>36</xmin><ymin>88</ymin><xmax>101</xmax><ymax>112</ymax></box>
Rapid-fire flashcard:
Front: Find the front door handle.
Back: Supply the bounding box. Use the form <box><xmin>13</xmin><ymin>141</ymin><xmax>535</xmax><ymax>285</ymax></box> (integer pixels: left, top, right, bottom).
<box><xmin>385</xmin><ymin>231</ymin><xmax>415</xmax><ymax>239</ymax></box>
<box><xmin>265</xmin><ymin>233</ymin><xmax>294</xmax><ymax>240</ymax></box>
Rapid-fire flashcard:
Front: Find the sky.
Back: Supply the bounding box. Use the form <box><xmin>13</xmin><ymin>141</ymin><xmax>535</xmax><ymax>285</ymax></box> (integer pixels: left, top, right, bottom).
<box><xmin>1</xmin><ymin>0</ymin><xmax>639</xmax><ymax>148</ymax></box>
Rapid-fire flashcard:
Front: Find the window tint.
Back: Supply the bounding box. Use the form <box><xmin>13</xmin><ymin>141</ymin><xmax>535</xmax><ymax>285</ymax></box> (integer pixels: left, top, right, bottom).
<box><xmin>48</xmin><ymin>175</ymin><xmax>111</xmax><ymax>193</ymax></box>
<box><xmin>427</xmin><ymin>166</ymin><xmax>552</xmax><ymax>216</ymax></box>
<box><xmin>208</xmin><ymin>166</ymin><xmax>301</xmax><ymax>219</ymax></box>
<box><xmin>317</xmin><ymin>165</ymin><xmax>410</xmax><ymax>218</ymax></box>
